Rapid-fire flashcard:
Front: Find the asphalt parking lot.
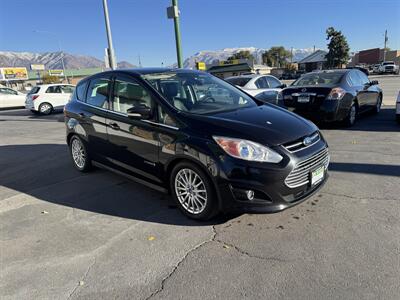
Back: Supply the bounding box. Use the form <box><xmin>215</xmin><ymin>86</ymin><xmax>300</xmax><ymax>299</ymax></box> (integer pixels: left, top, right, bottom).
<box><xmin>1</xmin><ymin>77</ymin><xmax>399</xmax><ymax>299</ymax></box>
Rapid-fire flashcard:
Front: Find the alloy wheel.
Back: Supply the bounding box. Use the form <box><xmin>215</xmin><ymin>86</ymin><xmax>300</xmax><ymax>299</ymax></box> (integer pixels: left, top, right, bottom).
<box><xmin>71</xmin><ymin>138</ymin><xmax>86</xmax><ymax>169</ymax></box>
<box><xmin>39</xmin><ymin>103</ymin><xmax>52</xmax><ymax>114</ymax></box>
<box><xmin>174</xmin><ymin>168</ymin><xmax>207</xmax><ymax>215</ymax></box>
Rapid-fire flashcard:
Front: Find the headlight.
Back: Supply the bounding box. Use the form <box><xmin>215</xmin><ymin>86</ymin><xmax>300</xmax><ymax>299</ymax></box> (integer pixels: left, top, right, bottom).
<box><xmin>213</xmin><ymin>136</ymin><xmax>283</xmax><ymax>163</ymax></box>
<box><xmin>326</xmin><ymin>87</ymin><xmax>346</xmax><ymax>100</ymax></box>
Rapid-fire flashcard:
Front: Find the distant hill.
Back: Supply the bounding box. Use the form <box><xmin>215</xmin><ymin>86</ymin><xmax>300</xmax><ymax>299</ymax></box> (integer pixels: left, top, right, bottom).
<box><xmin>0</xmin><ymin>51</ymin><xmax>135</xmax><ymax>69</ymax></box>
<box><xmin>174</xmin><ymin>47</ymin><xmax>320</xmax><ymax>68</ymax></box>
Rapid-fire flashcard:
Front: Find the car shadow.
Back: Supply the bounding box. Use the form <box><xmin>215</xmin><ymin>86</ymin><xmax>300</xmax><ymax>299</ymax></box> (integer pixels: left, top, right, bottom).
<box><xmin>0</xmin><ymin>108</ymin><xmax>64</xmax><ymax>122</ymax></box>
<box><xmin>318</xmin><ymin>106</ymin><xmax>399</xmax><ymax>132</ymax></box>
<box><xmin>0</xmin><ymin>143</ymin><xmax>231</xmax><ymax>226</ymax></box>
<box><xmin>329</xmin><ymin>162</ymin><xmax>400</xmax><ymax>177</ymax></box>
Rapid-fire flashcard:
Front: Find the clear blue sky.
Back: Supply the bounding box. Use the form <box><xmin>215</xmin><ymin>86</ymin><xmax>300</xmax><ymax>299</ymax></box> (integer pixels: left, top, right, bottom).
<box><xmin>1</xmin><ymin>0</ymin><xmax>399</xmax><ymax>66</ymax></box>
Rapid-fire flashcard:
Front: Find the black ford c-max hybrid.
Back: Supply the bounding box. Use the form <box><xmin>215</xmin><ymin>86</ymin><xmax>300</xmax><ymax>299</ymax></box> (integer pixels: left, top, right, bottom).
<box><xmin>64</xmin><ymin>68</ymin><xmax>329</xmax><ymax>220</ymax></box>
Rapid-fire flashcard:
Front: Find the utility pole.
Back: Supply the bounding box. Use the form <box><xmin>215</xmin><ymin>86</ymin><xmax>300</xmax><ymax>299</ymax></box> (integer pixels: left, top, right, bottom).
<box><xmin>383</xmin><ymin>29</ymin><xmax>388</xmax><ymax>62</ymax></box>
<box><xmin>102</xmin><ymin>0</ymin><xmax>117</xmax><ymax>70</ymax></box>
<box><xmin>167</xmin><ymin>0</ymin><xmax>183</xmax><ymax>68</ymax></box>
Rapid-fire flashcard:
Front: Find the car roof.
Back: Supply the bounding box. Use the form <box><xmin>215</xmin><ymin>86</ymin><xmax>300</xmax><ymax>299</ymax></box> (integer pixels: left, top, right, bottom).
<box><xmin>36</xmin><ymin>83</ymin><xmax>75</xmax><ymax>88</ymax></box>
<box><xmin>311</xmin><ymin>69</ymin><xmax>349</xmax><ymax>74</ymax></box>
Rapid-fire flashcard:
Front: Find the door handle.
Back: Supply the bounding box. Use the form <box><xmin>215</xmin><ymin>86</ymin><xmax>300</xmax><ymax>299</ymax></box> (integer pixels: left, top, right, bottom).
<box><xmin>109</xmin><ymin>122</ymin><xmax>120</xmax><ymax>130</ymax></box>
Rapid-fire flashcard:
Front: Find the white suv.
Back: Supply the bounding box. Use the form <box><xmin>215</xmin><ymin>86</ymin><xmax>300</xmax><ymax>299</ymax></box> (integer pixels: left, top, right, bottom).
<box><xmin>25</xmin><ymin>84</ymin><xmax>75</xmax><ymax>115</ymax></box>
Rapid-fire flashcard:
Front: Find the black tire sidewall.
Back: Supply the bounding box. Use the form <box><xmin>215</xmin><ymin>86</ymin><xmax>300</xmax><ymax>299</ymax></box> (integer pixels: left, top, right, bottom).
<box><xmin>170</xmin><ymin>161</ymin><xmax>218</xmax><ymax>220</ymax></box>
<box><xmin>373</xmin><ymin>95</ymin><xmax>382</xmax><ymax>114</ymax></box>
<box><xmin>69</xmin><ymin>135</ymin><xmax>91</xmax><ymax>172</ymax></box>
<box><xmin>343</xmin><ymin>102</ymin><xmax>357</xmax><ymax>127</ymax></box>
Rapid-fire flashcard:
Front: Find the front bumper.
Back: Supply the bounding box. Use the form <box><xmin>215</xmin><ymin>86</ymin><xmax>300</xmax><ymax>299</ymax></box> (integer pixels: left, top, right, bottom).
<box><xmin>214</xmin><ymin>139</ymin><xmax>329</xmax><ymax>213</ymax></box>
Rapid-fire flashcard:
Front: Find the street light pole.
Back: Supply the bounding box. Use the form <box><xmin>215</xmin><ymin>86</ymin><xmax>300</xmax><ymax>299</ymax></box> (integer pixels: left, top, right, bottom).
<box><xmin>102</xmin><ymin>0</ymin><xmax>117</xmax><ymax>70</ymax></box>
<box><xmin>167</xmin><ymin>0</ymin><xmax>183</xmax><ymax>68</ymax></box>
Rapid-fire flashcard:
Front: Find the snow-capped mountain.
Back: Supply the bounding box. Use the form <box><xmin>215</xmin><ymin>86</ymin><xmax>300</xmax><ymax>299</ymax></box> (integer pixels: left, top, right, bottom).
<box><xmin>0</xmin><ymin>51</ymin><xmax>134</xmax><ymax>69</ymax></box>
<box><xmin>178</xmin><ymin>47</ymin><xmax>320</xmax><ymax>69</ymax></box>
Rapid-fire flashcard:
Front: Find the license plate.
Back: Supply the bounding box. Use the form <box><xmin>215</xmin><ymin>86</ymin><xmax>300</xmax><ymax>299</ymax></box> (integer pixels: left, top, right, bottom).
<box><xmin>311</xmin><ymin>166</ymin><xmax>324</xmax><ymax>186</ymax></box>
<box><xmin>298</xmin><ymin>95</ymin><xmax>310</xmax><ymax>103</ymax></box>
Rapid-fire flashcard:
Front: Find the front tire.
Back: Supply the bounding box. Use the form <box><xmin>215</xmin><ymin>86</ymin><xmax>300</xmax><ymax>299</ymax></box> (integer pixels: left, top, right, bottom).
<box><xmin>373</xmin><ymin>95</ymin><xmax>382</xmax><ymax>114</ymax></box>
<box><xmin>69</xmin><ymin>135</ymin><xmax>92</xmax><ymax>172</ymax></box>
<box><xmin>39</xmin><ymin>102</ymin><xmax>53</xmax><ymax>115</ymax></box>
<box><xmin>170</xmin><ymin>162</ymin><xmax>218</xmax><ymax>221</ymax></box>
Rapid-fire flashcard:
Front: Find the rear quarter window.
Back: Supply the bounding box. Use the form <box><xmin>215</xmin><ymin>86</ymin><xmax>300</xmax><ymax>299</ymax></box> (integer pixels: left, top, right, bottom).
<box><xmin>75</xmin><ymin>81</ymin><xmax>88</xmax><ymax>101</ymax></box>
<box><xmin>28</xmin><ymin>87</ymin><xmax>40</xmax><ymax>94</ymax></box>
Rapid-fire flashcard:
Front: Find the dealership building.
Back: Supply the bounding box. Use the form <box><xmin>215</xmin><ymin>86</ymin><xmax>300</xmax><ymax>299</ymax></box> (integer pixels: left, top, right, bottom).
<box><xmin>349</xmin><ymin>48</ymin><xmax>400</xmax><ymax>66</ymax></box>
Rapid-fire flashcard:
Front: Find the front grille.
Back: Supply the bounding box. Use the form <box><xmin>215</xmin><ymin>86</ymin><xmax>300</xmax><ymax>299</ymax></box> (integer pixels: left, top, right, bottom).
<box><xmin>285</xmin><ymin>148</ymin><xmax>329</xmax><ymax>188</ymax></box>
<box><xmin>283</xmin><ymin>132</ymin><xmax>320</xmax><ymax>153</ymax></box>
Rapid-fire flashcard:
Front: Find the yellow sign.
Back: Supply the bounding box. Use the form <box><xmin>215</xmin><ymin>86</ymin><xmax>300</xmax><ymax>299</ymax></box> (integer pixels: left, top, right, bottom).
<box><xmin>196</xmin><ymin>62</ymin><xmax>206</xmax><ymax>71</ymax></box>
<box><xmin>1</xmin><ymin>67</ymin><xmax>29</xmax><ymax>80</ymax></box>
<box><xmin>219</xmin><ymin>59</ymin><xmax>239</xmax><ymax>66</ymax></box>
<box><xmin>48</xmin><ymin>69</ymin><xmax>64</xmax><ymax>76</ymax></box>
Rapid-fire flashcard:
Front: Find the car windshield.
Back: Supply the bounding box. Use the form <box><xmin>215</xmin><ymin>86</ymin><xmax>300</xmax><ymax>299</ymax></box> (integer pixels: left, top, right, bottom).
<box><xmin>383</xmin><ymin>62</ymin><xmax>394</xmax><ymax>65</ymax></box>
<box><xmin>225</xmin><ymin>77</ymin><xmax>252</xmax><ymax>87</ymax></box>
<box><xmin>143</xmin><ymin>72</ymin><xmax>258</xmax><ymax>115</ymax></box>
<box><xmin>292</xmin><ymin>72</ymin><xmax>343</xmax><ymax>86</ymax></box>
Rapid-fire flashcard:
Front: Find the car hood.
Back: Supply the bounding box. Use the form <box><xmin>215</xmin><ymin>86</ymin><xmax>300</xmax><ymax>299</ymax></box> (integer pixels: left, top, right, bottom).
<box><xmin>185</xmin><ymin>105</ymin><xmax>318</xmax><ymax>146</ymax></box>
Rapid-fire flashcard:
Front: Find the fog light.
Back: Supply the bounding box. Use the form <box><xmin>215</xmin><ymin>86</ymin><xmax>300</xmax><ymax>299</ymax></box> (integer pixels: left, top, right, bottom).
<box><xmin>246</xmin><ymin>190</ymin><xmax>255</xmax><ymax>201</ymax></box>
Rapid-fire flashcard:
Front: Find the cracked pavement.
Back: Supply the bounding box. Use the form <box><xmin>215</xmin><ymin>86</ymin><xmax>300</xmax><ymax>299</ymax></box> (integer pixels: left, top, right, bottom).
<box><xmin>1</xmin><ymin>78</ymin><xmax>399</xmax><ymax>299</ymax></box>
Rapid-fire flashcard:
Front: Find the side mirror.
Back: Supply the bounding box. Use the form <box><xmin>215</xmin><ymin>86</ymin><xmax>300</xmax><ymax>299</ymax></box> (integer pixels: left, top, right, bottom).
<box><xmin>370</xmin><ymin>80</ymin><xmax>379</xmax><ymax>85</ymax></box>
<box><xmin>127</xmin><ymin>104</ymin><xmax>151</xmax><ymax>119</ymax></box>
<box><xmin>280</xmin><ymin>83</ymin><xmax>287</xmax><ymax>88</ymax></box>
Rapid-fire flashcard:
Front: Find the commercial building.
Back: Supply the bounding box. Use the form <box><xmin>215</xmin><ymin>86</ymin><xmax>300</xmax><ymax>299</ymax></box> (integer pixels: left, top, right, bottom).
<box><xmin>297</xmin><ymin>50</ymin><xmax>328</xmax><ymax>72</ymax></box>
<box><xmin>349</xmin><ymin>48</ymin><xmax>400</xmax><ymax>66</ymax></box>
<box><xmin>207</xmin><ymin>59</ymin><xmax>273</xmax><ymax>78</ymax></box>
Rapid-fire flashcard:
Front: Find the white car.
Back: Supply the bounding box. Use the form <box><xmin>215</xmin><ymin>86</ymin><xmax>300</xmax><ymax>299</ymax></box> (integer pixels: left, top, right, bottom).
<box><xmin>378</xmin><ymin>61</ymin><xmax>399</xmax><ymax>74</ymax></box>
<box><xmin>25</xmin><ymin>84</ymin><xmax>75</xmax><ymax>115</ymax></box>
<box><xmin>0</xmin><ymin>86</ymin><xmax>26</xmax><ymax>109</ymax></box>
<box><xmin>225</xmin><ymin>74</ymin><xmax>286</xmax><ymax>104</ymax></box>
<box><xmin>396</xmin><ymin>91</ymin><xmax>400</xmax><ymax>124</ymax></box>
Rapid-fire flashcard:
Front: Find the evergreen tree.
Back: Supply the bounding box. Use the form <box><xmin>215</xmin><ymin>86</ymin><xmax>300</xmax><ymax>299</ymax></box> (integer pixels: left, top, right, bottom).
<box><xmin>325</xmin><ymin>27</ymin><xmax>350</xmax><ymax>68</ymax></box>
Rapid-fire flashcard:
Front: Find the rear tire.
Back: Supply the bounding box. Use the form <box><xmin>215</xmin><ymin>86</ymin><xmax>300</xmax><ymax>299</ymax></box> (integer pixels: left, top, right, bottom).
<box><xmin>342</xmin><ymin>102</ymin><xmax>358</xmax><ymax>127</ymax></box>
<box><xmin>170</xmin><ymin>161</ymin><xmax>218</xmax><ymax>221</ymax></box>
<box><xmin>39</xmin><ymin>102</ymin><xmax>53</xmax><ymax>115</ymax></box>
<box><xmin>69</xmin><ymin>135</ymin><xmax>92</xmax><ymax>172</ymax></box>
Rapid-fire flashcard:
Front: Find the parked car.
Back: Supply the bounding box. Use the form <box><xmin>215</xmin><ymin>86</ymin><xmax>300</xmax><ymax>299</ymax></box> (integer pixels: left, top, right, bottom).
<box><xmin>282</xmin><ymin>69</ymin><xmax>383</xmax><ymax>126</ymax></box>
<box><xmin>64</xmin><ymin>69</ymin><xmax>329</xmax><ymax>220</ymax></box>
<box><xmin>378</xmin><ymin>61</ymin><xmax>399</xmax><ymax>74</ymax></box>
<box><xmin>0</xmin><ymin>86</ymin><xmax>26</xmax><ymax>109</ymax></box>
<box><xmin>25</xmin><ymin>84</ymin><xmax>75</xmax><ymax>115</ymax></box>
<box><xmin>396</xmin><ymin>91</ymin><xmax>400</xmax><ymax>124</ymax></box>
<box><xmin>372</xmin><ymin>64</ymin><xmax>381</xmax><ymax>74</ymax></box>
<box><xmin>225</xmin><ymin>74</ymin><xmax>287</xmax><ymax>101</ymax></box>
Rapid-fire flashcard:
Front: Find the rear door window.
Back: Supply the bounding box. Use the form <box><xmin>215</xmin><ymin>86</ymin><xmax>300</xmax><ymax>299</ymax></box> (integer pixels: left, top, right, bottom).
<box><xmin>61</xmin><ymin>85</ymin><xmax>75</xmax><ymax>94</ymax></box>
<box><xmin>46</xmin><ymin>86</ymin><xmax>62</xmax><ymax>93</ymax></box>
<box><xmin>86</xmin><ymin>78</ymin><xmax>111</xmax><ymax>109</ymax></box>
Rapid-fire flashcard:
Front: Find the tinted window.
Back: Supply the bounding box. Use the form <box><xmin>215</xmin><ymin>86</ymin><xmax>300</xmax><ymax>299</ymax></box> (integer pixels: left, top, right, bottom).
<box><xmin>266</xmin><ymin>76</ymin><xmax>282</xmax><ymax>88</ymax></box>
<box><xmin>158</xmin><ymin>106</ymin><xmax>178</xmax><ymax>127</ymax></box>
<box><xmin>143</xmin><ymin>72</ymin><xmax>257</xmax><ymax>115</ymax></box>
<box><xmin>255</xmin><ymin>77</ymin><xmax>268</xmax><ymax>88</ymax></box>
<box><xmin>356</xmin><ymin>71</ymin><xmax>369</xmax><ymax>85</ymax></box>
<box><xmin>112</xmin><ymin>78</ymin><xmax>153</xmax><ymax>114</ymax></box>
<box><xmin>61</xmin><ymin>85</ymin><xmax>75</xmax><ymax>94</ymax></box>
<box><xmin>347</xmin><ymin>71</ymin><xmax>360</xmax><ymax>86</ymax></box>
<box><xmin>46</xmin><ymin>86</ymin><xmax>62</xmax><ymax>93</ymax></box>
<box><xmin>75</xmin><ymin>81</ymin><xmax>88</xmax><ymax>101</ymax></box>
<box><xmin>28</xmin><ymin>87</ymin><xmax>40</xmax><ymax>94</ymax></box>
<box><xmin>86</xmin><ymin>78</ymin><xmax>110</xmax><ymax>108</ymax></box>
<box><xmin>225</xmin><ymin>77</ymin><xmax>251</xmax><ymax>87</ymax></box>
<box><xmin>0</xmin><ymin>88</ymin><xmax>18</xmax><ymax>95</ymax></box>
<box><xmin>292</xmin><ymin>72</ymin><xmax>343</xmax><ymax>86</ymax></box>
<box><xmin>255</xmin><ymin>90</ymin><xmax>278</xmax><ymax>103</ymax></box>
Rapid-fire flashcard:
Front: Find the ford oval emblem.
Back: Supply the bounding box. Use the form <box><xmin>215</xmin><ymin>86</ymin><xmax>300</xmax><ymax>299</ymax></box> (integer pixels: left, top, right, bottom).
<box><xmin>301</xmin><ymin>88</ymin><xmax>307</xmax><ymax>93</ymax></box>
<box><xmin>303</xmin><ymin>137</ymin><xmax>313</xmax><ymax>146</ymax></box>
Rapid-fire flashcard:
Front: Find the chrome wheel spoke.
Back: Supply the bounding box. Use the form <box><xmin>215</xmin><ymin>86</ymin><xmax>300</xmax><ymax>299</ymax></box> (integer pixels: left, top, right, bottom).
<box><xmin>174</xmin><ymin>168</ymin><xmax>208</xmax><ymax>215</ymax></box>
